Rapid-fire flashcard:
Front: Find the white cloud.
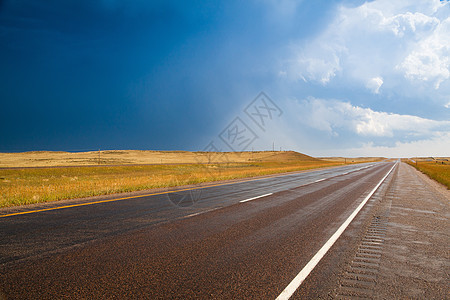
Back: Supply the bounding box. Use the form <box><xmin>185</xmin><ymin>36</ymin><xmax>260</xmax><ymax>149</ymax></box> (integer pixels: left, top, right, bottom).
<box><xmin>381</xmin><ymin>11</ymin><xmax>439</xmax><ymax>37</ymax></box>
<box><xmin>344</xmin><ymin>132</ymin><xmax>450</xmax><ymax>157</ymax></box>
<box><xmin>284</xmin><ymin>0</ymin><xmax>450</xmax><ymax>103</ymax></box>
<box><xmin>366</xmin><ymin>77</ymin><xmax>384</xmax><ymax>94</ymax></box>
<box><xmin>286</xmin><ymin>97</ymin><xmax>450</xmax><ymax>157</ymax></box>
<box><xmin>289</xmin><ymin>43</ymin><xmax>344</xmax><ymax>84</ymax></box>
<box><xmin>294</xmin><ymin>98</ymin><xmax>450</xmax><ymax>138</ymax></box>
<box><xmin>303</xmin><ymin>56</ymin><xmax>340</xmax><ymax>84</ymax></box>
<box><xmin>396</xmin><ymin>17</ymin><xmax>450</xmax><ymax>89</ymax></box>
<box><xmin>274</xmin><ymin>1</ymin><xmax>450</xmax><ymax>157</ymax></box>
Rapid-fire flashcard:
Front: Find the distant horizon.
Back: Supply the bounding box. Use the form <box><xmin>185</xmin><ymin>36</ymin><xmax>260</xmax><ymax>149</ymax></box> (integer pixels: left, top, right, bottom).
<box><xmin>1</xmin><ymin>148</ymin><xmax>447</xmax><ymax>159</ymax></box>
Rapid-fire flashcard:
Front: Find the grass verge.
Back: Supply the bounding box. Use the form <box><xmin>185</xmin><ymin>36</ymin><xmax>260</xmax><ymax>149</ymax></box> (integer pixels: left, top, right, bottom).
<box><xmin>406</xmin><ymin>160</ymin><xmax>450</xmax><ymax>189</ymax></box>
<box><xmin>0</xmin><ymin>161</ymin><xmax>340</xmax><ymax>208</ymax></box>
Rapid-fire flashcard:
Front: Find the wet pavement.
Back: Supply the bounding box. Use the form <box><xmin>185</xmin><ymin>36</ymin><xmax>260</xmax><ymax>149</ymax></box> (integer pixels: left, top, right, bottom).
<box><xmin>0</xmin><ymin>162</ymin><xmax>448</xmax><ymax>299</ymax></box>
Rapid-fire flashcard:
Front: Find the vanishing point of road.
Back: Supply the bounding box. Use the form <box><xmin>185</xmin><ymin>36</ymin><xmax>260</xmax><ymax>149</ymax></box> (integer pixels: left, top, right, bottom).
<box><xmin>0</xmin><ymin>161</ymin><xmax>448</xmax><ymax>299</ymax></box>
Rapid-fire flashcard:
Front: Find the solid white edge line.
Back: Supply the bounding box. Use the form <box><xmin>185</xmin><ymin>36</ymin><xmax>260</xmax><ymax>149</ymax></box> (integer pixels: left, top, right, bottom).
<box><xmin>240</xmin><ymin>193</ymin><xmax>273</xmax><ymax>203</ymax></box>
<box><xmin>276</xmin><ymin>161</ymin><xmax>397</xmax><ymax>300</ymax></box>
<box><xmin>314</xmin><ymin>178</ymin><xmax>326</xmax><ymax>183</ymax></box>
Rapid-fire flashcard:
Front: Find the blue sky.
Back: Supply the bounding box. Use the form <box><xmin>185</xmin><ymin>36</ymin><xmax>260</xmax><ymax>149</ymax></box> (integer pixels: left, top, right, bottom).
<box><xmin>1</xmin><ymin>0</ymin><xmax>449</xmax><ymax>157</ymax></box>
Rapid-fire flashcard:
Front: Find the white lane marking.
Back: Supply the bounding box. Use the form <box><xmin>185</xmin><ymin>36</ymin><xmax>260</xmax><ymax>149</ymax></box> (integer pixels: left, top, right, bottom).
<box><xmin>184</xmin><ymin>212</ymin><xmax>203</xmax><ymax>218</ymax></box>
<box><xmin>341</xmin><ymin>163</ymin><xmax>376</xmax><ymax>176</ymax></box>
<box><xmin>181</xmin><ymin>207</ymin><xmax>221</xmax><ymax>220</ymax></box>
<box><xmin>296</xmin><ymin>177</ymin><xmax>330</xmax><ymax>188</ymax></box>
<box><xmin>276</xmin><ymin>162</ymin><xmax>397</xmax><ymax>300</ymax></box>
<box><xmin>240</xmin><ymin>193</ymin><xmax>273</xmax><ymax>203</ymax></box>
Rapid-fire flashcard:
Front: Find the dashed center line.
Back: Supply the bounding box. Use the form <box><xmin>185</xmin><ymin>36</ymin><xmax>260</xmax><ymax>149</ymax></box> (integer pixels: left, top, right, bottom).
<box><xmin>239</xmin><ymin>193</ymin><xmax>273</xmax><ymax>203</ymax></box>
<box><xmin>181</xmin><ymin>207</ymin><xmax>221</xmax><ymax>220</ymax></box>
<box><xmin>339</xmin><ymin>164</ymin><xmax>374</xmax><ymax>176</ymax></box>
<box><xmin>239</xmin><ymin>164</ymin><xmax>377</xmax><ymax>205</ymax></box>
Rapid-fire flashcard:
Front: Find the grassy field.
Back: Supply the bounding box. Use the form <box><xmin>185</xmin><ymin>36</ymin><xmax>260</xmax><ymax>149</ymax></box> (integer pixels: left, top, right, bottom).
<box><xmin>0</xmin><ymin>150</ymin><xmax>317</xmax><ymax>168</ymax></box>
<box><xmin>0</xmin><ymin>151</ymin><xmax>343</xmax><ymax>208</ymax></box>
<box><xmin>406</xmin><ymin>159</ymin><xmax>450</xmax><ymax>189</ymax></box>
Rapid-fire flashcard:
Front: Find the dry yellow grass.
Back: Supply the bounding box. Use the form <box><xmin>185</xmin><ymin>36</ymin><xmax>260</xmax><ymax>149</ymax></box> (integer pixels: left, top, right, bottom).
<box><xmin>406</xmin><ymin>159</ymin><xmax>450</xmax><ymax>189</ymax></box>
<box><xmin>0</xmin><ymin>150</ymin><xmax>316</xmax><ymax>168</ymax></box>
<box><xmin>0</xmin><ymin>151</ymin><xmax>340</xmax><ymax>208</ymax></box>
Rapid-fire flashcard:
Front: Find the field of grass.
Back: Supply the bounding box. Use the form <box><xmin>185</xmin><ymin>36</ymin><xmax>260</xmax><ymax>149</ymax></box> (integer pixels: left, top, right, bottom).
<box><xmin>406</xmin><ymin>159</ymin><xmax>450</xmax><ymax>189</ymax></box>
<box><xmin>0</xmin><ymin>150</ymin><xmax>317</xmax><ymax>168</ymax></box>
<box><xmin>0</xmin><ymin>151</ymin><xmax>341</xmax><ymax>208</ymax></box>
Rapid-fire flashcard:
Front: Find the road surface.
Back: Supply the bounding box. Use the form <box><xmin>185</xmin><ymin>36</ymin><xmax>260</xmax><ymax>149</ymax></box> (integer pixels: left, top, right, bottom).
<box><xmin>0</xmin><ymin>161</ymin><xmax>447</xmax><ymax>299</ymax></box>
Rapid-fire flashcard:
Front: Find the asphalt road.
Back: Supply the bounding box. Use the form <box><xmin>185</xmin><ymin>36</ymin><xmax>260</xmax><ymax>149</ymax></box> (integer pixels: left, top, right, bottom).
<box><xmin>0</xmin><ymin>162</ymin><xmax>397</xmax><ymax>299</ymax></box>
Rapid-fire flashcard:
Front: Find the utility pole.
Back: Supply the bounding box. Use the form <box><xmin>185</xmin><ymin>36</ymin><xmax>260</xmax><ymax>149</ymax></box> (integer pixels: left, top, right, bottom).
<box><xmin>272</xmin><ymin>142</ymin><xmax>274</xmax><ymax>152</ymax></box>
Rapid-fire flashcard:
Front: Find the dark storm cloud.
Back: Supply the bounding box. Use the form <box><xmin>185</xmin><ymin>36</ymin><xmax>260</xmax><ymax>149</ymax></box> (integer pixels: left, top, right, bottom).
<box><xmin>0</xmin><ymin>0</ymin><xmax>344</xmax><ymax>152</ymax></box>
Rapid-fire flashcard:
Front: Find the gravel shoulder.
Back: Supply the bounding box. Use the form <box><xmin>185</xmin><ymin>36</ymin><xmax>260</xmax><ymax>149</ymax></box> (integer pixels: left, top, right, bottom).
<box><xmin>373</xmin><ymin>162</ymin><xmax>449</xmax><ymax>298</ymax></box>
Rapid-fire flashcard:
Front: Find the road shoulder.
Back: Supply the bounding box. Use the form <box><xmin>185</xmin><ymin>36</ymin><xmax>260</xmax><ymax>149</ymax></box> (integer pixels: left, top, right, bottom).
<box><xmin>369</xmin><ymin>163</ymin><xmax>448</xmax><ymax>298</ymax></box>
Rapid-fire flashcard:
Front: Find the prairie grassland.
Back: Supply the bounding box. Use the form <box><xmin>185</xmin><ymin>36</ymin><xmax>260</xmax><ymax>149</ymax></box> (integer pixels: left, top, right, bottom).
<box><xmin>407</xmin><ymin>160</ymin><xmax>450</xmax><ymax>189</ymax></box>
<box><xmin>0</xmin><ymin>150</ymin><xmax>316</xmax><ymax>168</ymax></box>
<box><xmin>0</xmin><ymin>158</ymin><xmax>339</xmax><ymax>208</ymax></box>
